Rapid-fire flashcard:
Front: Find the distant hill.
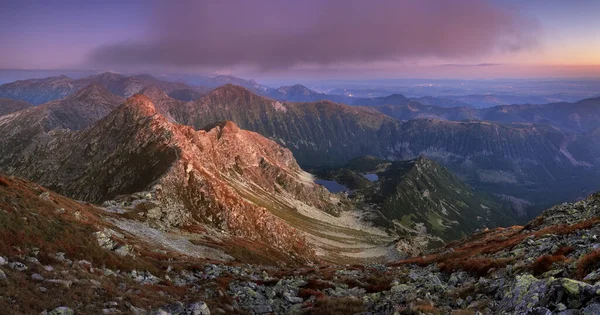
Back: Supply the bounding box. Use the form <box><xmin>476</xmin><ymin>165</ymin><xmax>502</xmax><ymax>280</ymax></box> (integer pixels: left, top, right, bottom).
<box><xmin>0</xmin><ymin>72</ymin><xmax>199</xmax><ymax>104</ymax></box>
<box><xmin>0</xmin><ymin>98</ymin><xmax>32</xmax><ymax>116</ymax></box>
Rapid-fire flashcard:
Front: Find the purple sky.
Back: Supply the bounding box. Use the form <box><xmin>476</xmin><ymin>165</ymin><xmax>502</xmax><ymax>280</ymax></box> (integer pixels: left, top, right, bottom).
<box><xmin>1</xmin><ymin>0</ymin><xmax>599</xmax><ymax>80</ymax></box>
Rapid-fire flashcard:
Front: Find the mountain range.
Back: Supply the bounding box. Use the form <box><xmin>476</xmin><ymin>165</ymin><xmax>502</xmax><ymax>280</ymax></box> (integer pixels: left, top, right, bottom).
<box><xmin>0</xmin><ymin>72</ymin><xmax>201</xmax><ymax>104</ymax></box>
<box><xmin>3</xmin><ymin>78</ymin><xmax>600</xmax><ymax>218</ymax></box>
<box><xmin>1</xmin><ymin>73</ymin><xmax>600</xmax><ymax>314</ymax></box>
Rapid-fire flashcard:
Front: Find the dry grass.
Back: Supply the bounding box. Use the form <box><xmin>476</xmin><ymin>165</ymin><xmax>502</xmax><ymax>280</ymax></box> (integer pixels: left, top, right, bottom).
<box><xmin>576</xmin><ymin>249</ymin><xmax>600</xmax><ymax>280</ymax></box>
<box><xmin>439</xmin><ymin>258</ymin><xmax>511</xmax><ymax>277</ymax></box>
<box><xmin>530</xmin><ymin>254</ymin><xmax>568</xmax><ymax>275</ymax></box>
<box><xmin>0</xmin><ymin>176</ymin><xmax>10</xmax><ymax>187</ymax></box>
<box><xmin>298</xmin><ymin>288</ymin><xmax>326</xmax><ymax>301</ymax></box>
<box><xmin>554</xmin><ymin>246</ymin><xmax>575</xmax><ymax>256</ymax></box>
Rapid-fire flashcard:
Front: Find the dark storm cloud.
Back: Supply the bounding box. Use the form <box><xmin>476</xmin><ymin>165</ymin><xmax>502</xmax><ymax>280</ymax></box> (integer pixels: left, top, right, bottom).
<box><xmin>88</xmin><ymin>0</ymin><xmax>539</xmax><ymax>69</ymax></box>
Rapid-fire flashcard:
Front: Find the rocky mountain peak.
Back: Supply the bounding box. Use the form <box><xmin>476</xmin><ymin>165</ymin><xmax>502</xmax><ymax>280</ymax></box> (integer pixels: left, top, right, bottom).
<box><xmin>119</xmin><ymin>94</ymin><xmax>158</xmax><ymax>118</ymax></box>
<box><xmin>209</xmin><ymin>84</ymin><xmax>253</xmax><ymax>96</ymax></box>
<box><xmin>140</xmin><ymin>84</ymin><xmax>170</xmax><ymax>102</ymax></box>
<box><xmin>71</xmin><ymin>82</ymin><xmax>112</xmax><ymax>100</ymax></box>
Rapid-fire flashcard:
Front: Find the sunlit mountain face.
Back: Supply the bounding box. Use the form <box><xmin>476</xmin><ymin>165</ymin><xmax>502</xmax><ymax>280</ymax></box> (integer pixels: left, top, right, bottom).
<box><xmin>1</xmin><ymin>1</ymin><xmax>600</xmax><ymax>314</ymax></box>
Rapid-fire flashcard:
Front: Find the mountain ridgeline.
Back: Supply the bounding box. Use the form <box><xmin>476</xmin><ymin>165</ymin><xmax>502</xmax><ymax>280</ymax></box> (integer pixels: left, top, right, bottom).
<box><xmin>141</xmin><ymin>84</ymin><xmax>600</xmax><ymax>216</ymax></box>
<box><xmin>2</xmin><ymin>76</ymin><xmax>600</xmax><ymax>218</ymax></box>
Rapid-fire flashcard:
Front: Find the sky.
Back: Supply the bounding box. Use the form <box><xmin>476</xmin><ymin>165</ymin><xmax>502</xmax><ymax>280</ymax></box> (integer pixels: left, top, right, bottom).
<box><xmin>0</xmin><ymin>0</ymin><xmax>599</xmax><ymax>80</ymax></box>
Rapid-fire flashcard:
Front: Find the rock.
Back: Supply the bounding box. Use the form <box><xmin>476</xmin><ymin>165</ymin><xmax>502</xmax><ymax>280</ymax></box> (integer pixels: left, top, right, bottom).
<box><xmin>39</xmin><ymin>287</ymin><xmax>48</xmax><ymax>293</ymax></box>
<box><xmin>8</xmin><ymin>261</ymin><xmax>27</xmax><ymax>271</ymax></box>
<box><xmin>583</xmin><ymin>303</ymin><xmax>600</xmax><ymax>315</ymax></box>
<box><xmin>43</xmin><ymin>265</ymin><xmax>54</xmax><ymax>272</ymax></box>
<box><xmin>94</xmin><ymin>229</ymin><xmax>118</xmax><ymax>250</ymax></box>
<box><xmin>0</xmin><ymin>269</ymin><xmax>6</xmax><ymax>280</ymax></box>
<box><xmin>530</xmin><ymin>307</ymin><xmax>552</xmax><ymax>315</ymax></box>
<box><xmin>251</xmin><ymin>305</ymin><xmax>273</xmax><ymax>314</ymax></box>
<box><xmin>48</xmin><ymin>307</ymin><xmax>74</xmax><ymax>315</ymax></box>
<box><xmin>187</xmin><ymin>301</ymin><xmax>210</xmax><ymax>315</ymax></box>
<box><xmin>27</xmin><ymin>256</ymin><xmax>40</xmax><ymax>264</ymax></box>
<box><xmin>583</xmin><ymin>269</ymin><xmax>600</xmax><ymax>282</ymax></box>
<box><xmin>0</xmin><ymin>256</ymin><xmax>7</xmax><ymax>266</ymax></box>
<box><xmin>39</xmin><ymin>191</ymin><xmax>51</xmax><ymax>201</ymax></box>
<box><xmin>55</xmin><ymin>252</ymin><xmax>66</xmax><ymax>261</ymax></box>
<box><xmin>32</xmin><ymin>273</ymin><xmax>45</xmax><ymax>281</ymax></box>
<box><xmin>114</xmin><ymin>244</ymin><xmax>133</xmax><ymax>256</ymax></box>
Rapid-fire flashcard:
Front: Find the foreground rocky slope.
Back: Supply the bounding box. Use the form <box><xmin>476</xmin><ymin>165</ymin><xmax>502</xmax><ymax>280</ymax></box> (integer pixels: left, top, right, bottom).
<box><xmin>2</xmin><ymin>174</ymin><xmax>600</xmax><ymax>314</ymax></box>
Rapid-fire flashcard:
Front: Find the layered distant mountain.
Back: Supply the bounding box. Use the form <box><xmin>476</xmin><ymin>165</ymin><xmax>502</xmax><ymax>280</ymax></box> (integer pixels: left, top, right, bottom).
<box><xmin>268</xmin><ymin>84</ymin><xmax>348</xmax><ymax>103</ymax></box>
<box><xmin>444</xmin><ymin>94</ymin><xmax>565</xmax><ymax>108</ymax></box>
<box><xmin>351</xmin><ymin>94</ymin><xmax>410</xmax><ymax>106</ymax></box>
<box><xmin>318</xmin><ymin>156</ymin><xmax>515</xmax><ymax>241</ymax></box>
<box><xmin>199</xmin><ymin>75</ymin><xmax>272</xmax><ymax>95</ymax></box>
<box><xmin>0</xmin><ymin>98</ymin><xmax>32</xmax><ymax>116</ymax></box>
<box><xmin>374</xmin><ymin>96</ymin><xmax>600</xmax><ymax>133</ymax></box>
<box><xmin>0</xmin><ymin>72</ymin><xmax>202</xmax><ymax>104</ymax></box>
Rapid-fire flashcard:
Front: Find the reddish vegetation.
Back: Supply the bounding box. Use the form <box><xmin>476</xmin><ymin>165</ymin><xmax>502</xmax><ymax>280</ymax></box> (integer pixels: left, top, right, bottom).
<box><xmin>534</xmin><ymin>218</ymin><xmax>600</xmax><ymax>237</ymax></box>
<box><xmin>529</xmin><ymin>246</ymin><xmax>575</xmax><ymax>275</ymax></box>
<box><xmin>530</xmin><ymin>255</ymin><xmax>568</xmax><ymax>275</ymax></box>
<box><xmin>439</xmin><ymin>258</ymin><xmax>511</xmax><ymax>277</ymax></box>
<box><xmin>391</xmin><ymin>216</ymin><xmax>600</xmax><ymax>276</ymax></box>
<box><xmin>298</xmin><ymin>288</ymin><xmax>326</xmax><ymax>300</ymax></box>
<box><xmin>576</xmin><ymin>249</ymin><xmax>600</xmax><ymax>280</ymax></box>
<box><xmin>304</xmin><ymin>278</ymin><xmax>334</xmax><ymax>291</ymax></box>
<box><xmin>0</xmin><ymin>176</ymin><xmax>168</xmax><ymax>274</ymax></box>
<box><xmin>554</xmin><ymin>246</ymin><xmax>575</xmax><ymax>256</ymax></box>
<box><xmin>0</xmin><ymin>175</ymin><xmax>9</xmax><ymax>187</ymax></box>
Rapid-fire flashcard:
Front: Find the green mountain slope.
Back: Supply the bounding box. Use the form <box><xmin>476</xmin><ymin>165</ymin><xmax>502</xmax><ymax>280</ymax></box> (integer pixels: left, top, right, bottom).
<box><xmin>319</xmin><ymin>156</ymin><xmax>515</xmax><ymax>241</ymax></box>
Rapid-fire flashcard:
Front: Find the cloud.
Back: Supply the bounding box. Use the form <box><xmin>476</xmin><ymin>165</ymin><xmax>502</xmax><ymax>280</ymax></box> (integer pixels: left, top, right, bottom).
<box><xmin>88</xmin><ymin>0</ymin><xmax>539</xmax><ymax>70</ymax></box>
<box><xmin>439</xmin><ymin>63</ymin><xmax>503</xmax><ymax>67</ymax></box>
